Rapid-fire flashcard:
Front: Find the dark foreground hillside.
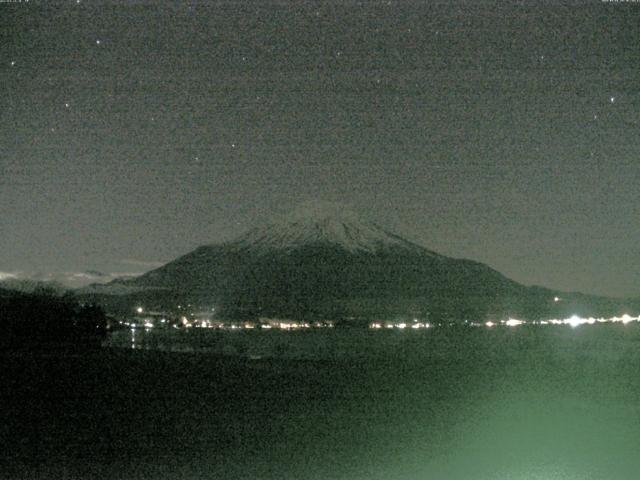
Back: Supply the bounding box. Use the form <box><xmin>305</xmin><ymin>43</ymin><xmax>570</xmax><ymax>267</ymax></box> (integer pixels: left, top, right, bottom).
<box><xmin>3</xmin><ymin>326</ymin><xmax>640</xmax><ymax>479</ymax></box>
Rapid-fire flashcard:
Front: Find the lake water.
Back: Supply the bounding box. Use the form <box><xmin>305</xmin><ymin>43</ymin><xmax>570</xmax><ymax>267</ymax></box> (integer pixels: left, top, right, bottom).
<box><xmin>5</xmin><ymin>323</ymin><xmax>640</xmax><ymax>479</ymax></box>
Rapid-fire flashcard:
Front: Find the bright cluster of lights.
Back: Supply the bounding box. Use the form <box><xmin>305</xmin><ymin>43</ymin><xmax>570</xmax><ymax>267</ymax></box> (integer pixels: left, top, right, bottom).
<box><xmin>370</xmin><ymin>321</ymin><xmax>431</xmax><ymax>330</ymax></box>
<box><xmin>499</xmin><ymin>314</ymin><xmax>640</xmax><ymax>328</ymax></box>
<box><xmin>504</xmin><ymin>319</ymin><xmax>524</xmax><ymax>327</ymax></box>
<box><xmin>181</xmin><ymin>319</ymin><xmax>334</xmax><ymax>330</ymax></box>
<box><xmin>125</xmin><ymin>318</ymin><xmax>335</xmax><ymax>330</ymax></box>
<box><xmin>273</xmin><ymin>322</ymin><xmax>334</xmax><ymax>330</ymax></box>
<box><xmin>128</xmin><ymin>305</ymin><xmax>339</xmax><ymax>331</ymax></box>
<box><xmin>367</xmin><ymin>314</ymin><xmax>640</xmax><ymax>330</ymax></box>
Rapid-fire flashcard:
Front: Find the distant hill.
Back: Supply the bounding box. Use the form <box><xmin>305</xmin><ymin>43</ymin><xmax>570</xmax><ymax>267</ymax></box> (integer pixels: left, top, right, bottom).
<box><xmin>79</xmin><ymin>202</ymin><xmax>640</xmax><ymax>321</ymax></box>
<box><xmin>0</xmin><ymin>278</ymin><xmax>68</xmax><ymax>296</ymax></box>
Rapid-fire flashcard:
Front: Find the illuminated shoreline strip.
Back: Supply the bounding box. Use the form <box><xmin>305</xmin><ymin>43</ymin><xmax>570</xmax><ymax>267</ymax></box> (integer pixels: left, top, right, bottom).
<box><xmin>370</xmin><ymin>314</ymin><xmax>640</xmax><ymax>329</ymax></box>
<box><xmin>506</xmin><ymin>313</ymin><xmax>640</xmax><ymax>328</ymax></box>
<box><xmin>123</xmin><ymin>314</ymin><xmax>640</xmax><ymax>331</ymax></box>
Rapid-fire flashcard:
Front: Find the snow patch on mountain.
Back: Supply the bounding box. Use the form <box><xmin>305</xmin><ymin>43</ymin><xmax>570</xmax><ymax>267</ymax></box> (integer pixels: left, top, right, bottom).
<box><xmin>231</xmin><ymin>201</ymin><xmax>433</xmax><ymax>254</ymax></box>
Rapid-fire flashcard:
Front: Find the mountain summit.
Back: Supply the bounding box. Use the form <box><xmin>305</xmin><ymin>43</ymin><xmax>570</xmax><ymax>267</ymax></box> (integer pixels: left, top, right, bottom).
<box><xmin>232</xmin><ymin>202</ymin><xmax>430</xmax><ymax>254</ymax></box>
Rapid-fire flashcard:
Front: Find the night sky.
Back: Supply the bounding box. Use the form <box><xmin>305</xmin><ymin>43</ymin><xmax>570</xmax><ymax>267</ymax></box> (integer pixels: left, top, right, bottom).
<box><xmin>1</xmin><ymin>1</ymin><xmax>639</xmax><ymax>297</ymax></box>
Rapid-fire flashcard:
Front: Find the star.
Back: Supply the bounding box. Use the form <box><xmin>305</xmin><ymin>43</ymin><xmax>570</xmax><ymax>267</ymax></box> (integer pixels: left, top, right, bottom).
<box><xmin>65</xmin><ymin>102</ymin><xmax>70</xmax><ymax>108</ymax></box>
<box><xmin>610</xmin><ymin>96</ymin><xmax>615</xmax><ymax>103</ymax></box>
<box><xmin>96</xmin><ymin>40</ymin><xmax>101</xmax><ymax>45</ymax></box>
<box><xmin>593</xmin><ymin>114</ymin><xmax>598</xmax><ymax>120</ymax></box>
<box><xmin>10</xmin><ymin>61</ymin><xmax>15</xmax><ymax>66</ymax></box>
<box><xmin>231</xmin><ymin>143</ymin><xmax>236</xmax><ymax>148</ymax></box>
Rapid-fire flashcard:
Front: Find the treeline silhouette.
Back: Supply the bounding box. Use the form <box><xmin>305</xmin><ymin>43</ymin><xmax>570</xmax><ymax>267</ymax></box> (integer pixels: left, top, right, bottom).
<box><xmin>0</xmin><ymin>287</ymin><xmax>107</xmax><ymax>350</ymax></box>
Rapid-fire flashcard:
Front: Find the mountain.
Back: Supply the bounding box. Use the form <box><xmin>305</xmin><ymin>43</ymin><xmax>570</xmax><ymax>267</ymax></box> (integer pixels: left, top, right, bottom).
<box><xmin>83</xmin><ymin>203</ymin><xmax>638</xmax><ymax>321</ymax></box>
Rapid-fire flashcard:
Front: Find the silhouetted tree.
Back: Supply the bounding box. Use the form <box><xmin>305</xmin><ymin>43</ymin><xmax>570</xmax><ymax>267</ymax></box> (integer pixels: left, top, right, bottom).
<box><xmin>0</xmin><ymin>288</ymin><xmax>107</xmax><ymax>350</ymax></box>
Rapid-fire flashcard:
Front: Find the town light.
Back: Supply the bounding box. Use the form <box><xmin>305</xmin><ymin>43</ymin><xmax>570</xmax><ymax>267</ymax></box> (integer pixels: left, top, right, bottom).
<box><xmin>505</xmin><ymin>318</ymin><xmax>523</xmax><ymax>327</ymax></box>
<box><xmin>566</xmin><ymin>315</ymin><xmax>582</xmax><ymax>328</ymax></box>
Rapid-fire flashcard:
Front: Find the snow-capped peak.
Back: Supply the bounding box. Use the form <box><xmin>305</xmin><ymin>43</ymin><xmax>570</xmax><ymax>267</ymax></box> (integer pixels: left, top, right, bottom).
<box><xmin>231</xmin><ymin>202</ymin><xmax>429</xmax><ymax>254</ymax></box>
